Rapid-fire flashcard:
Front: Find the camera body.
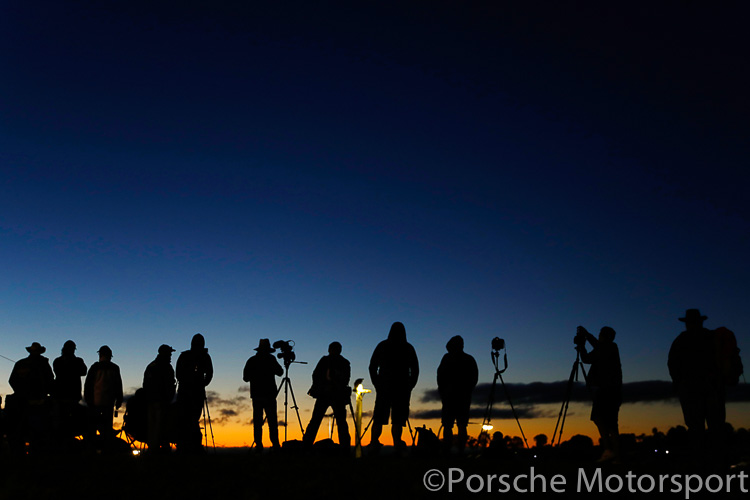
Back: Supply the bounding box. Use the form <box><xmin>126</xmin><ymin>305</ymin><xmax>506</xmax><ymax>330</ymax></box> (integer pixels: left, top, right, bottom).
<box><xmin>574</xmin><ymin>326</ymin><xmax>588</xmax><ymax>347</ymax></box>
<box><xmin>491</xmin><ymin>337</ymin><xmax>505</xmax><ymax>351</ymax></box>
<box><xmin>273</xmin><ymin>340</ymin><xmax>296</xmax><ymax>366</ymax></box>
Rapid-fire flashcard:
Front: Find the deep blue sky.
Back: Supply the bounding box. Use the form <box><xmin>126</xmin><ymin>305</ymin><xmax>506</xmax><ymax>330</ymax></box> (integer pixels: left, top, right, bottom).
<box><xmin>1</xmin><ymin>2</ymin><xmax>748</xmax><ymax>439</ymax></box>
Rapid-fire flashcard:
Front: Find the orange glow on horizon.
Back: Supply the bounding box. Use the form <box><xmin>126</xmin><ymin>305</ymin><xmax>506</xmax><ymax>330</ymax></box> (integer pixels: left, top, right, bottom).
<box><xmin>201</xmin><ymin>401</ymin><xmax>750</xmax><ymax>449</ymax></box>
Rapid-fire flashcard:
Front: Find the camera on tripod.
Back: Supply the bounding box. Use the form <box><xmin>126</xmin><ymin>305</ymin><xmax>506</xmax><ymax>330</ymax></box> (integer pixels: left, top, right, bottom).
<box><xmin>273</xmin><ymin>340</ymin><xmax>296</xmax><ymax>367</ymax></box>
<box><xmin>491</xmin><ymin>337</ymin><xmax>505</xmax><ymax>352</ymax></box>
<box><xmin>574</xmin><ymin>326</ymin><xmax>588</xmax><ymax>348</ymax></box>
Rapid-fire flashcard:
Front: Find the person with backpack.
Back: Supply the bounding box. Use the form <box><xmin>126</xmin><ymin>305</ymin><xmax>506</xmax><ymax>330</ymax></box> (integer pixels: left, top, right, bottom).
<box><xmin>303</xmin><ymin>342</ymin><xmax>351</xmax><ymax>452</ymax></box>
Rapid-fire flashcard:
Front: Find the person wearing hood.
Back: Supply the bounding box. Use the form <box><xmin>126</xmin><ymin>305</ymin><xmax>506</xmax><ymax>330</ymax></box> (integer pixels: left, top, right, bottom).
<box><xmin>437</xmin><ymin>335</ymin><xmax>478</xmax><ymax>453</ymax></box>
<box><xmin>143</xmin><ymin>344</ymin><xmax>176</xmax><ymax>453</ymax></box>
<box><xmin>368</xmin><ymin>321</ymin><xmax>419</xmax><ymax>450</ymax></box>
<box><xmin>176</xmin><ymin>333</ymin><xmax>213</xmax><ymax>453</ymax></box>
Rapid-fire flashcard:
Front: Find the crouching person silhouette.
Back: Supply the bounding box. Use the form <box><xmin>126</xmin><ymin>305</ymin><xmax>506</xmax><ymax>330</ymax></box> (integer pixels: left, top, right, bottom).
<box><xmin>303</xmin><ymin>342</ymin><xmax>351</xmax><ymax>453</ymax></box>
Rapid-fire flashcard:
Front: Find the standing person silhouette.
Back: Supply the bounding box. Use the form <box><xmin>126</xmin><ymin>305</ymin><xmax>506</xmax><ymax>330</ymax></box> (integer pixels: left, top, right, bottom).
<box><xmin>368</xmin><ymin>322</ymin><xmax>419</xmax><ymax>450</ymax></box>
<box><xmin>243</xmin><ymin>339</ymin><xmax>283</xmax><ymax>450</ymax></box>
<box><xmin>8</xmin><ymin>342</ymin><xmax>55</xmax><ymax>453</ymax></box>
<box><xmin>83</xmin><ymin>345</ymin><xmax>123</xmax><ymax>448</ymax></box>
<box><xmin>576</xmin><ymin>326</ymin><xmax>622</xmax><ymax>462</ymax></box>
<box><xmin>176</xmin><ymin>333</ymin><xmax>213</xmax><ymax>453</ymax></box>
<box><xmin>143</xmin><ymin>344</ymin><xmax>176</xmax><ymax>454</ymax></box>
<box><xmin>437</xmin><ymin>335</ymin><xmax>478</xmax><ymax>454</ymax></box>
<box><xmin>668</xmin><ymin>309</ymin><xmax>726</xmax><ymax>464</ymax></box>
<box><xmin>303</xmin><ymin>341</ymin><xmax>351</xmax><ymax>452</ymax></box>
<box><xmin>52</xmin><ymin>340</ymin><xmax>87</xmax><ymax>440</ymax></box>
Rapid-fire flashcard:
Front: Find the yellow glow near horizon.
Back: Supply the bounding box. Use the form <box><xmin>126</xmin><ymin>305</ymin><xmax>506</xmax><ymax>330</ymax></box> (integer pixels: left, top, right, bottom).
<box><xmin>200</xmin><ymin>401</ymin><xmax>750</xmax><ymax>448</ymax></box>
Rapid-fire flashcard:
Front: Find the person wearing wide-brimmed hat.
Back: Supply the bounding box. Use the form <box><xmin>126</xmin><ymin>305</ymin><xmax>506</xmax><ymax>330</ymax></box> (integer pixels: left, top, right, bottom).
<box><xmin>9</xmin><ymin>342</ymin><xmax>54</xmax><ymax>402</ymax></box>
<box><xmin>7</xmin><ymin>342</ymin><xmax>55</xmax><ymax>453</ymax></box>
<box><xmin>668</xmin><ymin>308</ymin><xmax>724</xmax><ymax>463</ymax></box>
<box><xmin>243</xmin><ymin>339</ymin><xmax>283</xmax><ymax>449</ymax></box>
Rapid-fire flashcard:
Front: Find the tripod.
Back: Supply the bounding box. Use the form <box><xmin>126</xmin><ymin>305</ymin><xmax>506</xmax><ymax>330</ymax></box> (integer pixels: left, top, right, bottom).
<box><xmin>203</xmin><ymin>395</ymin><xmax>216</xmax><ymax>451</ymax></box>
<box><xmin>481</xmin><ymin>346</ymin><xmax>529</xmax><ymax>448</ymax></box>
<box><xmin>551</xmin><ymin>349</ymin><xmax>588</xmax><ymax>446</ymax></box>
<box><xmin>278</xmin><ymin>360</ymin><xmax>307</xmax><ymax>442</ymax></box>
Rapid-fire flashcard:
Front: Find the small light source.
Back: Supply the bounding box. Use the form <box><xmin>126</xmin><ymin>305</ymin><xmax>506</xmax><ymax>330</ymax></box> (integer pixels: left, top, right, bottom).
<box><xmin>132</xmin><ymin>450</ymin><xmax>141</xmax><ymax>457</ymax></box>
<box><xmin>482</xmin><ymin>424</ymin><xmax>494</xmax><ymax>432</ymax></box>
<box><xmin>356</xmin><ymin>383</ymin><xmax>371</xmax><ymax>396</ymax></box>
<box><xmin>666</xmin><ymin>450</ymin><xmax>670</xmax><ymax>455</ymax></box>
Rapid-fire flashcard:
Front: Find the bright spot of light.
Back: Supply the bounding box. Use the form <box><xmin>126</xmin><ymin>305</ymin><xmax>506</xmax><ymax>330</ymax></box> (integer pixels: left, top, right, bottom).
<box><xmin>482</xmin><ymin>424</ymin><xmax>494</xmax><ymax>431</ymax></box>
<box><xmin>132</xmin><ymin>450</ymin><xmax>141</xmax><ymax>457</ymax></box>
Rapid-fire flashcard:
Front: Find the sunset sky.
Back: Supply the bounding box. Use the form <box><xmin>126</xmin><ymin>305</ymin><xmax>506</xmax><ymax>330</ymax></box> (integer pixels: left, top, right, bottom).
<box><xmin>2</xmin><ymin>2</ymin><xmax>748</xmax><ymax>447</ymax></box>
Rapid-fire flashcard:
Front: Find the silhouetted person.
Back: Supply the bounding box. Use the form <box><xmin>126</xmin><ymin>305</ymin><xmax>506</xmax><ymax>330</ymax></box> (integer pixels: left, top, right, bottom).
<box><xmin>576</xmin><ymin>326</ymin><xmax>622</xmax><ymax>462</ymax></box>
<box><xmin>52</xmin><ymin>340</ymin><xmax>87</xmax><ymax>439</ymax></box>
<box><xmin>8</xmin><ymin>342</ymin><xmax>54</xmax><ymax>453</ymax></box>
<box><xmin>668</xmin><ymin>309</ymin><xmax>725</xmax><ymax>464</ymax></box>
<box><xmin>368</xmin><ymin>321</ymin><xmax>419</xmax><ymax>450</ymax></box>
<box><xmin>303</xmin><ymin>342</ymin><xmax>351</xmax><ymax>451</ymax></box>
<box><xmin>242</xmin><ymin>339</ymin><xmax>283</xmax><ymax>449</ymax></box>
<box><xmin>83</xmin><ymin>345</ymin><xmax>123</xmax><ymax>447</ymax></box>
<box><xmin>176</xmin><ymin>333</ymin><xmax>213</xmax><ymax>453</ymax></box>
<box><xmin>143</xmin><ymin>344</ymin><xmax>176</xmax><ymax>453</ymax></box>
<box><xmin>9</xmin><ymin>342</ymin><xmax>54</xmax><ymax>403</ymax></box>
<box><xmin>437</xmin><ymin>335</ymin><xmax>478</xmax><ymax>453</ymax></box>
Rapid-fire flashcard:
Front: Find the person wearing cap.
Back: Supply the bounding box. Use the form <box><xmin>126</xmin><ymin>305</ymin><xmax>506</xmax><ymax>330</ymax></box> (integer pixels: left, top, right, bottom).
<box><xmin>175</xmin><ymin>333</ymin><xmax>214</xmax><ymax>453</ymax></box>
<box><xmin>437</xmin><ymin>335</ymin><xmax>478</xmax><ymax>454</ymax></box>
<box><xmin>368</xmin><ymin>322</ymin><xmax>420</xmax><ymax>450</ymax></box>
<box><xmin>83</xmin><ymin>345</ymin><xmax>123</xmax><ymax>446</ymax></box>
<box><xmin>303</xmin><ymin>341</ymin><xmax>352</xmax><ymax>452</ymax></box>
<box><xmin>143</xmin><ymin>344</ymin><xmax>176</xmax><ymax>453</ymax></box>
<box><xmin>242</xmin><ymin>339</ymin><xmax>284</xmax><ymax>449</ymax></box>
<box><xmin>668</xmin><ymin>308</ymin><xmax>725</xmax><ymax>463</ymax></box>
<box><xmin>52</xmin><ymin>340</ymin><xmax>88</xmax><ymax>440</ymax></box>
<box><xmin>576</xmin><ymin>326</ymin><xmax>622</xmax><ymax>462</ymax></box>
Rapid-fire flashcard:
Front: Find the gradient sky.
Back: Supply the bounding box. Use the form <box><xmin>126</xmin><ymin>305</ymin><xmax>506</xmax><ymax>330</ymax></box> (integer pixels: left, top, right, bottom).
<box><xmin>2</xmin><ymin>2</ymin><xmax>748</xmax><ymax>446</ymax></box>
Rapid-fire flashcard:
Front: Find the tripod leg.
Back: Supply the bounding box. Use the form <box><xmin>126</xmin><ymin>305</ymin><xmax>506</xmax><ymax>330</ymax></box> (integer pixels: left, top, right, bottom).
<box><xmin>552</xmin><ymin>359</ymin><xmax>580</xmax><ymax>446</ymax></box>
<box><xmin>481</xmin><ymin>372</ymin><xmax>499</xmax><ymax>431</ymax></box>
<box><xmin>286</xmin><ymin>380</ymin><xmax>305</xmax><ymax>436</ymax></box>
<box><xmin>498</xmin><ymin>373</ymin><xmax>529</xmax><ymax>448</ymax></box>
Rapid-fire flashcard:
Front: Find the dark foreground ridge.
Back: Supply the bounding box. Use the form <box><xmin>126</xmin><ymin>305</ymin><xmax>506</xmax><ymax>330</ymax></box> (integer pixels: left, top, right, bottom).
<box><xmin>2</xmin><ymin>446</ymin><xmax>749</xmax><ymax>500</ymax></box>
